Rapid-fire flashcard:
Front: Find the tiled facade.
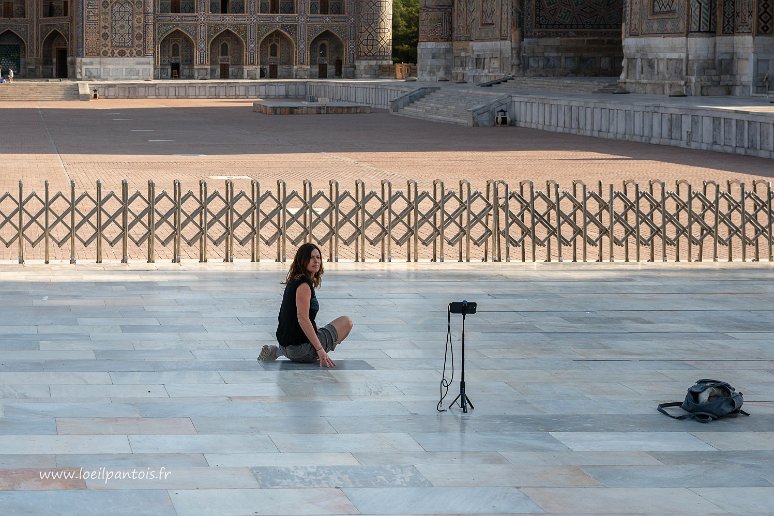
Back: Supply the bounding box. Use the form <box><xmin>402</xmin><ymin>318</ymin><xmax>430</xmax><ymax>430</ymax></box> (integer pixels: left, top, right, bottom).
<box><xmin>418</xmin><ymin>0</ymin><xmax>774</xmax><ymax>96</ymax></box>
<box><xmin>0</xmin><ymin>0</ymin><xmax>391</xmax><ymax>79</ymax></box>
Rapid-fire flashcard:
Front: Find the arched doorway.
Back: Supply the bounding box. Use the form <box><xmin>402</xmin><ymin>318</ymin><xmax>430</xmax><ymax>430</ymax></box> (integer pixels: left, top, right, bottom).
<box><xmin>309</xmin><ymin>31</ymin><xmax>343</xmax><ymax>78</ymax></box>
<box><xmin>259</xmin><ymin>30</ymin><xmax>294</xmax><ymax>79</ymax></box>
<box><xmin>209</xmin><ymin>30</ymin><xmax>244</xmax><ymax>79</ymax></box>
<box><xmin>158</xmin><ymin>30</ymin><xmax>195</xmax><ymax>79</ymax></box>
<box><xmin>42</xmin><ymin>30</ymin><xmax>68</xmax><ymax>78</ymax></box>
<box><xmin>0</xmin><ymin>30</ymin><xmax>25</xmax><ymax>79</ymax></box>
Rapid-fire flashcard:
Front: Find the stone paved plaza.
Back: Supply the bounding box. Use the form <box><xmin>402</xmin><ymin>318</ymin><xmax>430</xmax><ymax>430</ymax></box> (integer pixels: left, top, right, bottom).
<box><xmin>2</xmin><ymin>97</ymin><xmax>774</xmax><ymax>263</ymax></box>
<box><xmin>0</xmin><ymin>262</ymin><xmax>773</xmax><ymax>514</ymax></box>
<box><xmin>2</xmin><ymin>98</ymin><xmax>774</xmax><ymax>196</ymax></box>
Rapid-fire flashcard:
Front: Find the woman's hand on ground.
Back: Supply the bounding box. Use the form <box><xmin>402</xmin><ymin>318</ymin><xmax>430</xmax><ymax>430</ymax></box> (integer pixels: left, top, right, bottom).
<box><xmin>317</xmin><ymin>349</ymin><xmax>336</xmax><ymax>368</ymax></box>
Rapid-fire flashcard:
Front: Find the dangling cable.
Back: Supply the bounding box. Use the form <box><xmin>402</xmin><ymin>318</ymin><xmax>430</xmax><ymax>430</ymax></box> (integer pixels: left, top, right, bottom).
<box><xmin>437</xmin><ymin>304</ymin><xmax>455</xmax><ymax>412</ymax></box>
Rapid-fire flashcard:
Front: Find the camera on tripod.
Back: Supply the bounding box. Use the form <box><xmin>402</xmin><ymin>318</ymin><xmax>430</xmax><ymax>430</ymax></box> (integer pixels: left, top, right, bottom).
<box><xmin>449</xmin><ymin>301</ymin><xmax>477</xmax><ymax>315</ymax></box>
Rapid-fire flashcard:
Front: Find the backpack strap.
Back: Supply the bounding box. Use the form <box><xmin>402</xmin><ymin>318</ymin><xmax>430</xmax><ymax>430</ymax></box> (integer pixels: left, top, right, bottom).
<box><xmin>658</xmin><ymin>403</ymin><xmax>719</xmax><ymax>422</ymax></box>
<box><xmin>657</xmin><ymin>402</ymin><xmax>690</xmax><ymax>419</ymax></box>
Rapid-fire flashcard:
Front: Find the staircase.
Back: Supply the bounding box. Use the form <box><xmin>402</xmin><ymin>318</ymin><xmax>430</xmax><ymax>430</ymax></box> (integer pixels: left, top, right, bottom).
<box><xmin>0</xmin><ymin>81</ymin><xmax>81</xmax><ymax>101</ymax></box>
<box><xmin>489</xmin><ymin>76</ymin><xmax>622</xmax><ymax>95</ymax></box>
<box><xmin>394</xmin><ymin>89</ymin><xmax>504</xmax><ymax>126</ymax></box>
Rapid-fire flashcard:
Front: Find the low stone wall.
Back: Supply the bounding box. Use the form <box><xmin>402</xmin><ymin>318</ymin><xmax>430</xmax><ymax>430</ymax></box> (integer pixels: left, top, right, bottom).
<box><xmin>89</xmin><ymin>81</ymin><xmax>308</xmax><ymax>99</ymax></box>
<box><xmin>307</xmin><ymin>81</ymin><xmax>414</xmax><ymax>110</ymax></box>
<box><xmin>85</xmin><ymin>80</ymin><xmax>412</xmax><ymax>110</ymax></box>
<box><xmin>510</xmin><ymin>95</ymin><xmax>774</xmax><ymax>159</ymax></box>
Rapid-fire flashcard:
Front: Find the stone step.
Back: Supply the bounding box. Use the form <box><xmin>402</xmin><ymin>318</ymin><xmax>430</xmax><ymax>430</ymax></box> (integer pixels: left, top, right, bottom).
<box><xmin>0</xmin><ymin>82</ymin><xmax>80</xmax><ymax>101</ymax></box>
<box><xmin>400</xmin><ymin>107</ymin><xmax>468</xmax><ymax>120</ymax></box>
<box><xmin>395</xmin><ymin>88</ymin><xmax>505</xmax><ymax>126</ymax></box>
<box><xmin>492</xmin><ymin>76</ymin><xmax>619</xmax><ymax>94</ymax></box>
<box><xmin>394</xmin><ymin>110</ymin><xmax>468</xmax><ymax>125</ymax></box>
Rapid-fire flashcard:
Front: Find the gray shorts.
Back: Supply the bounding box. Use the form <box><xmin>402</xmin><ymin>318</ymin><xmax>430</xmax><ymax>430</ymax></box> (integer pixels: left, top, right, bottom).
<box><xmin>282</xmin><ymin>323</ymin><xmax>339</xmax><ymax>363</ymax></box>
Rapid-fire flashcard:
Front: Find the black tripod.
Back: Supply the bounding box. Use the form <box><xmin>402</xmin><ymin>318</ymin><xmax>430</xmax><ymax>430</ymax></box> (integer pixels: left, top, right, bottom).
<box><xmin>449</xmin><ymin>302</ymin><xmax>475</xmax><ymax>413</ymax></box>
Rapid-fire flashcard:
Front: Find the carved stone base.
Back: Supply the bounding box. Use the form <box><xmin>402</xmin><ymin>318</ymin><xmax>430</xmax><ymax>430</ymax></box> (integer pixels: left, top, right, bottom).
<box><xmin>418</xmin><ymin>42</ymin><xmax>453</xmax><ymax>81</ymax></box>
<box><xmin>75</xmin><ymin>58</ymin><xmax>154</xmax><ymax>80</ymax></box>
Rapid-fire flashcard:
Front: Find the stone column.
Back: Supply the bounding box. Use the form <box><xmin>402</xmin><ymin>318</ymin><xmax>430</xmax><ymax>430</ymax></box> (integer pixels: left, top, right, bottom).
<box><xmin>417</xmin><ymin>0</ymin><xmax>453</xmax><ymax>81</ymax></box>
<box><xmin>354</xmin><ymin>0</ymin><xmax>392</xmax><ymax>78</ymax></box>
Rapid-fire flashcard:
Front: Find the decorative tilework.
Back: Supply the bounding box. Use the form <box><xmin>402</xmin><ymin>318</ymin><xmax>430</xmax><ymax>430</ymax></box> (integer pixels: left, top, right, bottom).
<box><xmin>110</xmin><ymin>0</ymin><xmax>133</xmax><ymax>48</ymax></box>
<box><xmin>652</xmin><ymin>0</ymin><xmax>676</xmax><ymax>14</ymax></box>
<box><xmin>480</xmin><ymin>0</ymin><xmax>495</xmax><ymax>26</ymax></box>
<box><xmin>689</xmin><ymin>0</ymin><xmax>714</xmax><ymax>32</ymax></box>
<box><xmin>40</xmin><ymin>23</ymin><xmax>71</xmax><ymax>52</ymax></box>
<box><xmin>722</xmin><ymin>0</ymin><xmax>735</xmax><ymax>34</ymax></box>
<box><xmin>207</xmin><ymin>23</ymin><xmax>248</xmax><ymax>45</ymax></box>
<box><xmin>85</xmin><ymin>0</ymin><xmax>100</xmax><ymax>56</ymax></box>
<box><xmin>734</xmin><ymin>0</ymin><xmax>752</xmax><ymax>33</ymax></box>
<box><xmin>526</xmin><ymin>0</ymin><xmax>622</xmax><ymax>38</ymax></box>
<box><xmin>453</xmin><ymin>0</ymin><xmax>468</xmax><ymax>39</ymax></box>
<box><xmin>308</xmin><ymin>23</ymin><xmax>347</xmax><ymax>44</ymax></box>
<box><xmin>628</xmin><ymin>0</ymin><xmax>684</xmax><ymax>36</ymax></box>
<box><xmin>157</xmin><ymin>22</ymin><xmax>196</xmax><ymax>42</ymax></box>
<box><xmin>418</xmin><ymin>6</ymin><xmax>452</xmax><ymax>43</ymax></box>
<box><xmin>759</xmin><ymin>0</ymin><xmax>774</xmax><ymax>35</ymax></box>
<box><xmin>356</xmin><ymin>0</ymin><xmax>390</xmax><ymax>59</ymax></box>
<box><xmin>144</xmin><ymin>0</ymin><xmax>154</xmax><ymax>55</ymax></box>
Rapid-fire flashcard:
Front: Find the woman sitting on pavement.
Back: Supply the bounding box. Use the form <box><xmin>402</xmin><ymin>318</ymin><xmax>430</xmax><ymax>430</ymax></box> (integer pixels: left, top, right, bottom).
<box><xmin>259</xmin><ymin>242</ymin><xmax>352</xmax><ymax>368</ymax></box>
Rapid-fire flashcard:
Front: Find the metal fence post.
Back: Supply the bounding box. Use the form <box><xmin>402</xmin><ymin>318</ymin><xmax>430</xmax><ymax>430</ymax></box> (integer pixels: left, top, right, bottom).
<box><xmin>741</xmin><ymin>182</ymin><xmax>747</xmax><ymax>263</ymax></box>
<box><xmin>580</xmin><ymin>182</ymin><xmax>588</xmax><ymax>262</ymax></box>
<box><xmin>148</xmin><ymin>180</ymin><xmax>155</xmax><ymax>263</ymax></box>
<box><xmin>544</xmin><ymin>181</ymin><xmax>551</xmax><ymax>262</ymax></box>
<box><xmin>634</xmin><ymin>182</ymin><xmax>641</xmax><ymax>262</ymax></box>
<box><xmin>526</xmin><ymin>181</ymin><xmax>535</xmax><ymax>262</ymax></box>
<box><xmin>122</xmin><ymin>180</ymin><xmax>128</xmax><ymax>263</ymax></box>
<box><xmin>359</xmin><ymin>179</ymin><xmax>367</xmax><ymax>262</ymax></box>
<box><xmin>225</xmin><ymin>180</ymin><xmax>233</xmax><ymax>263</ymax></box>
<box><xmin>501</xmin><ymin>181</ymin><xmax>510</xmax><ymax>262</ymax></box>
<box><xmin>44</xmin><ymin>181</ymin><xmax>50</xmax><ymax>264</ymax></box>
<box><xmin>329</xmin><ymin>180</ymin><xmax>336</xmax><ymax>262</ymax></box>
<box><xmin>381</xmin><ymin>180</ymin><xmax>391</xmax><ymax>262</ymax></box>
<box><xmin>460</xmin><ymin>180</ymin><xmax>467</xmax><ymax>262</ymax></box>
<box><xmin>200</xmin><ymin>180</ymin><xmax>208</xmax><ymax>263</ymax></box>
<box><xmin>686</xmin><ymin>182</ymin><xmax>693</xmax><ymax>263</ymax></box>
<box><xmin>70</xmin><ymin>180</ymin><xmax>76</xmax><ymax>264</ymax></box>
<box><xmin>174</xmin><ymin>179</ymin><xmax>181</xmax><ymax>263</ymax></box>
<box><xmin>554</xmin><ymin>181</ymin><xmax>562</xmax><ymax>262</ymax></box>
<box><xmin>252</xmin><ymin>180</ymin><xmax>259</xmax><ymax>262</ymax></box>
<box><xmin>608</xmin><ymin>184</ymin><xmax>614</xmax><ymax>262</ymax></box>
<box><xmin>436</xmin><ymin>180</ymin><xmax>445</xmax><ymax>262</ymax></box>
<box><xmin>769</xmin><ymin>182</ymin><xmax>773</xmax><ymax>262</ymax></box>
<box><xmin>660</xmin><ymin>181</ymin><xmax>667</xmax><ymax>262</ymax></box>
<box><xmin>277</xmin><ymin>181</ymin><xmax>288</xmax><ymax>262</ymax></box>
<box><xmin>17</xmin><ymin>180</ymin><xmax>24</xmax><ymax>264</ymax></box>
<box><xmin>96</xmin><ymin>180</ymin><xmax>102</xmax><ymax>264</ymax></box>
<box><xmin>413</xmin><ymin>180</ymin><xmax>419</xmax><ymax>262</ymax></box>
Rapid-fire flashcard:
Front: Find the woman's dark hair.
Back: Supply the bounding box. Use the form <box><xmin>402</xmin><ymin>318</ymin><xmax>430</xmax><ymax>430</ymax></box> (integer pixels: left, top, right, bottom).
<box><xmin>284</xmin><ymin>242</ymin><xmax>324</xmax><ymax>288</ymax></box>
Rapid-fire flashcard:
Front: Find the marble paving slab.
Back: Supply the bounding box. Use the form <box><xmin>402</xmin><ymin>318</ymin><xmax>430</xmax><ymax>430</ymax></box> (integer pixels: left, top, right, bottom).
<box><xmin>2</xmin><ymin>263</ymin><xmax>774</xmax><ymax>515</ymax></box>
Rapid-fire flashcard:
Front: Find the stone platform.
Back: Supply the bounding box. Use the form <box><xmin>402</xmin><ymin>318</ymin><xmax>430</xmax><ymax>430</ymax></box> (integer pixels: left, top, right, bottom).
<box><xmin>0</xmin><ymin>262</ymin><xmax>773</xmax><ymax>515</ymax></box>
<box><xmin>253</xmin><ymin>99</ymin><xmax>371</xmax><ymax>115</ymax></box>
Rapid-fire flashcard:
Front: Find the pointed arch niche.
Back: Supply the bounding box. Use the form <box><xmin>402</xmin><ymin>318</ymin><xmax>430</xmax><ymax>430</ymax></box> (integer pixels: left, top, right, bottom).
<box><xmin>42</xmin><ymin>29</ymin><xmax>68</xmax><ymax>78</ymax></box>
<box><xmin>209</xmin><ymin>30</ymin><xmax>244</xmax><ymax>79</ymax></box>
<box><xmin>0</xmin><ymin>30</ymin><xmax>25</xmax><ymax>78</ymax></box>
<box><xmin>158</xmin><ymin>30</ymin><xmax>195</xmax><ymax>79</ymax></box>
<box><xmin>309</xmin><ymin>30</ymin><xmax>343</xmax><ymax>78</ymax></box>
<box><xmin>259</xmin><ymin>30</ymin><xmax>295</xmax><ymax>78</ymax></box>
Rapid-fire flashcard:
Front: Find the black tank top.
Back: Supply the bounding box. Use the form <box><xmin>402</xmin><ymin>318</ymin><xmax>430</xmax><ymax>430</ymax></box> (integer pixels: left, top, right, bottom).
<box><xmin>276</xmin><ymin>276</ymin><xmax>319</xmax><ymax>347</ymax></box>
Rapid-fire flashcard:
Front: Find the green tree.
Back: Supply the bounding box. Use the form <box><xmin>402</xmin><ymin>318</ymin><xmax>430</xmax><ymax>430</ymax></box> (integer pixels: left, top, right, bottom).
<box><xmin>392</xmin><ymin>0</ymin><xmax>419</xmax><ymax>64</ymax></box>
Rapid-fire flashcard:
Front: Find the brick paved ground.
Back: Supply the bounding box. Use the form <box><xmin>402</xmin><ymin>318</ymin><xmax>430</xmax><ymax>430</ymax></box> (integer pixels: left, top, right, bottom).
<box><xmin>1</xmin><ymin>98</ymin><xmax>773</xmax><ymax>263</ymax></box>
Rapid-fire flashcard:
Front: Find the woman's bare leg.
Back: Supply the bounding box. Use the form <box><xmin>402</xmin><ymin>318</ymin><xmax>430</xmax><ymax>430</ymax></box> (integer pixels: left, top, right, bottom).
<box><xmin>329</xmin><ymin>316</ymin><xmax>353</xmax><ymax>343</ymax></box>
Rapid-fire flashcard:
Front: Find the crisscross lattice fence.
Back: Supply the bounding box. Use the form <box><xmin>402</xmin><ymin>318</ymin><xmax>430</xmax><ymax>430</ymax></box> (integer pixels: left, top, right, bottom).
<box><xmin>1</xmin><ymin>179</ymin><xmax>772</xmax><ymax>263</ymax></box>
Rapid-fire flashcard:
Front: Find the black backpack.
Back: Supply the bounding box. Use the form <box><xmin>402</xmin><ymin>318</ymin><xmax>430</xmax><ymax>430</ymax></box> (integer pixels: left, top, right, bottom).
<box><xmin>657</xmin><ymin>379</ymin><xmax>749</xmax><ymax>423</ymax></box>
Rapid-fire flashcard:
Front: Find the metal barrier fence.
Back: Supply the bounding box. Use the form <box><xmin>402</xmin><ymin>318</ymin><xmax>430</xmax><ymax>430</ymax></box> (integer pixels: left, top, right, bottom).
<box><xmin>1</xmin><ymin>179</ymin><xmax>772</xmax><ymax>263</ymax></box>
